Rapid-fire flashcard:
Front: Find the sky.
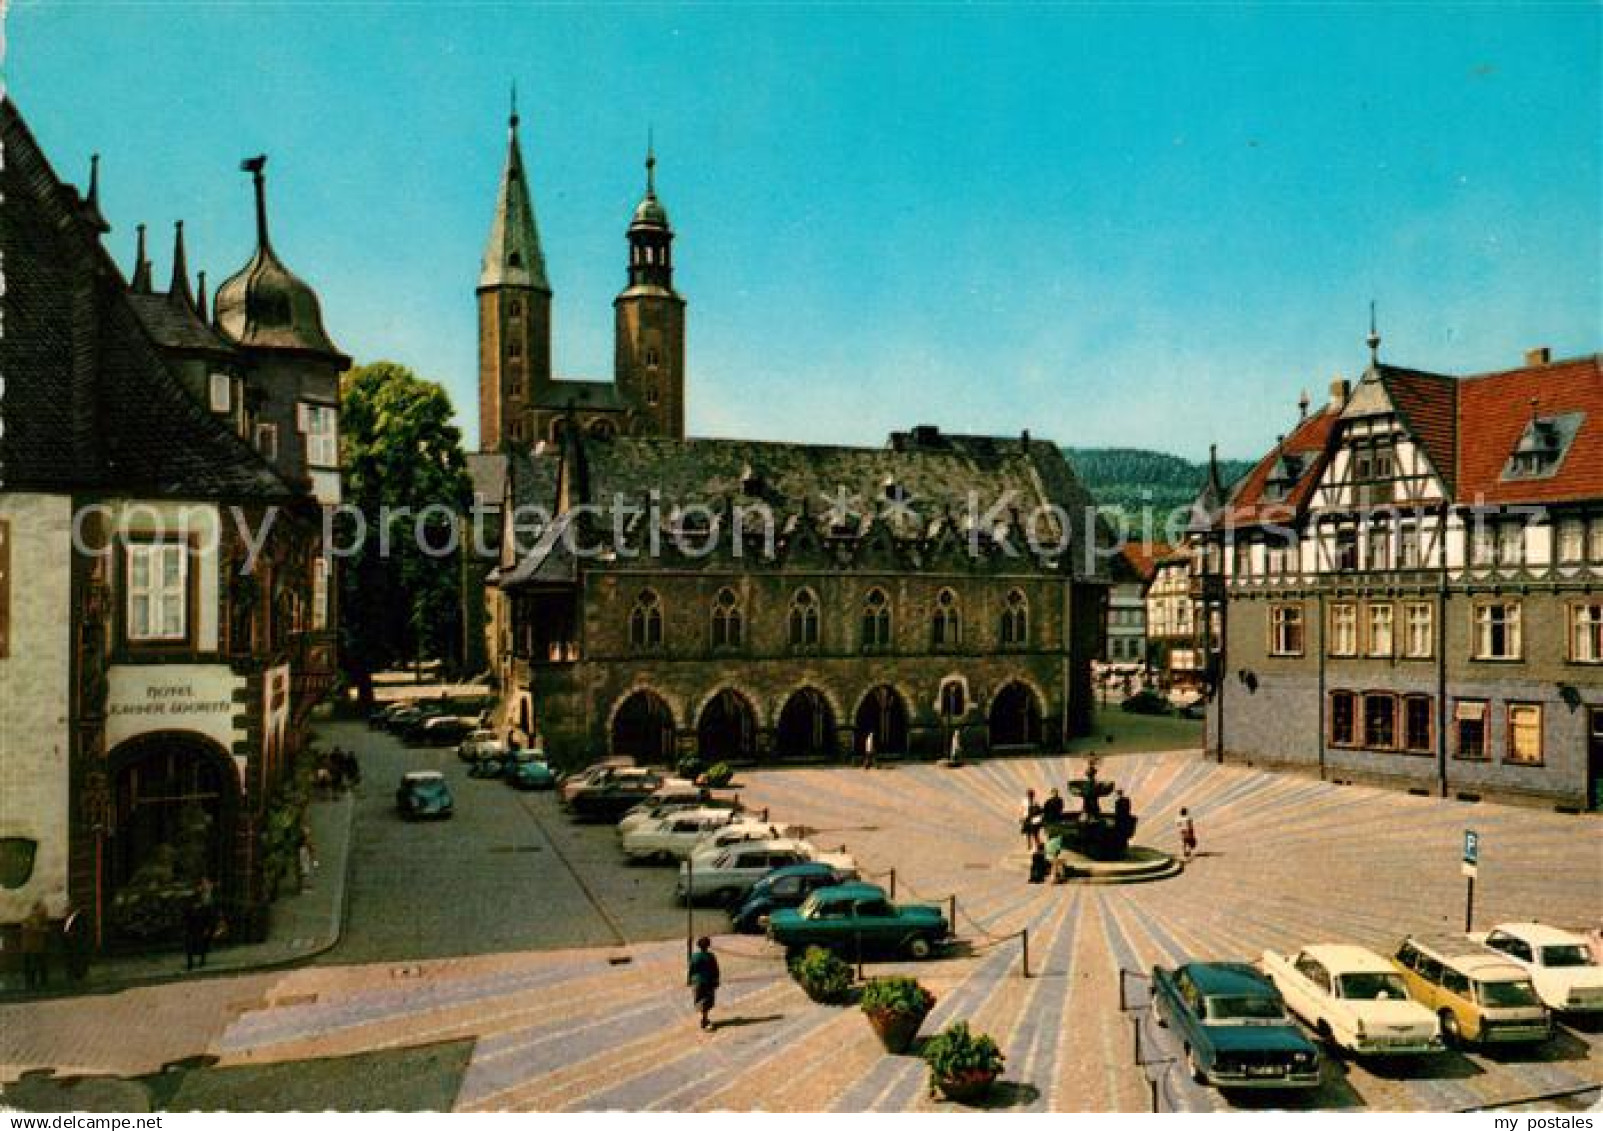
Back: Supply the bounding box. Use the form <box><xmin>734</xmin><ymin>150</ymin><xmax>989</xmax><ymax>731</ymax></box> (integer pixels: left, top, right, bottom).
<box><xmin>10</xmin><ymin>3</ymin><xmax>1600</xmax><ymax>460</ymax></box>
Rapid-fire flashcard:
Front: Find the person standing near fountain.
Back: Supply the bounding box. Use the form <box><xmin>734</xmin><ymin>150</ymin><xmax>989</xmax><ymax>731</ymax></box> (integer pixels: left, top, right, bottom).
<box><xmin>1175</xmin><ymin>808</ymin><xmax>1198</xmax><ymax>860</ymax></box>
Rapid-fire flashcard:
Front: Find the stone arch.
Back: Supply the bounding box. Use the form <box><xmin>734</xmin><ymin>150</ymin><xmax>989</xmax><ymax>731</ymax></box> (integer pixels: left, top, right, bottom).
<box><xmin>989</xmin><ymin>679</ymin><xmax>1044</xmax><ymax>749</ymax></box>
<box><xmin>697</xmin><ymin>687</ymin><xmax>759</xmax><ymax>763</ymax></box>
<box><xmin>609</xmin><ymin>687</ymin><xmax>677</xmax><ymax>763</ymax></box>
<box><xmin>934</xmin><ymin>673</ymin><xmax>972</xmax><ymax>719</ymax></box>
<box><xmin>106</xmin><ymin>731</ymin><xmax>242</xmax><ymax>927</ymax></box>
<box><xmin>854</xmin><ymin>684</ymin><xmax>910</xmax><ymax>757</ymax></box>
<box><xmin>774</xmin><ymin>686</ymin><xmax>839</xmax><ymax>761</ymax></box>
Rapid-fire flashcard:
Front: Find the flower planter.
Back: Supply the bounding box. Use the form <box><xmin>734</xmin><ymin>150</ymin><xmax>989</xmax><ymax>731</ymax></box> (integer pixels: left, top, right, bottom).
<box><xmin>934</xmin><ymin>1068</ymin><xmax>999</xmax><ymax>1104</ymax></box>
<box><xmin>866</xmin><ymin>1008</ymin><xmax>927</xmax><ymax>1053</ymax></box>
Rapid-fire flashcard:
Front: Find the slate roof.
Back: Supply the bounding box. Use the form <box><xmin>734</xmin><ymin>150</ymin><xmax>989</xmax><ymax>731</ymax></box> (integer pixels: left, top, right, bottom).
<box><xmin>465</xmin><ymin>452</ymin><xmax>508</xmax><ymax>507</ymax></box>
<box><xmin>127</xmin><ymin>291</ymin><xmax>239</xmax><ymax>357</ymax></box>
<box><xmin>502</xmin><ymin>427</ymin><xmax>1107</xmax><ymax>582</ymax></box>
<box><xmin>0</xmin><ymin>96</ymin><xmax>296</xmax><ymax>501</ymax></box>
<box><xmin>533</xmin><ymin>379</ymin><xmax>630</xmax><ymax>412</ymax></box>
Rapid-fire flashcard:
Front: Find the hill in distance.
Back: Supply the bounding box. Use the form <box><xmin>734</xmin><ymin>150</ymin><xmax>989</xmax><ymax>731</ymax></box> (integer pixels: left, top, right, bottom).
<box><xmin>1063</xmin><ymin>447</ymin><xmax>1256</xmax><ymax>533</ymax></box>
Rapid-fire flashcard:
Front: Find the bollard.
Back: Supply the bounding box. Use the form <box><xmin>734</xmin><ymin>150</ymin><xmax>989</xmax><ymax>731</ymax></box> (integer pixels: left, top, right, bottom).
<box><xmin>855</xmin><ymin>930</ymin><xmax>864</xmax><ymax>981</ymax></box>
<box><xmin>1149</xmin><ymin>1074</ymin><xmax>1159</xmax><ymax>1113</ymax></box>
<box><xmin>888</xmin><ymin>868</ymin><xmax>897</xmax><ymax>898</ymax></box>
<box><xmin>1131</xmin><ymin>1011</ymin><xmax>1141</xmax><ymax>1063</ymax></box>
<box><xmin>948</xmin><ymin>894</ymin><xmax>957</xmax><ymax>934</ymax></box>
<box><xmin>685</xmin><ymin>854</ymin><xmax>694</xmax><ymax>962</ymax></box>
<box><xmin>1021</xmin><ymin>927</ymin><xmax>1031</xmax><ymax>978</ymax></box>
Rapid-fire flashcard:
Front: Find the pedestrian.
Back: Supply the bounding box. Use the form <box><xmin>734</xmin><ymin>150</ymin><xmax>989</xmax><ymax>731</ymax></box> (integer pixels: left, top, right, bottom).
<box><xmin>21</xmin><ymin>901</ymin><xmax>50</xmax><ymax>990</ymax></box>
<box><xmin>946</xmin><ymin>728</ymin><xmax>963</xmax><ymax>766</ymax></box>
<box><xmin>1176</xmin><ymin>807</ymin><xmax>1198</xmax><ymax>861</ymax></box>
<box><xmin>1019</xmin><ymin>788</ymin><xmax>1043</xmax><ymax>850</ymax></box>
<box><xmin>184</xmin><ymin>879</ymin><xmax>216</xmax><ymax>971</ymax></box>
<box><xmin>861</xmin><ymin>731</ymin><xmax>876</xmax><ymax>770</ymax></box>
<box><xmin>1028</xmin><ymin>844</ymin><xmax>1050</xmax><ymax>884</ymax></box>
<box><xmin>297</xmin><ymin>826</ymin><xmax>318</xmax><ymax>892</ymax></box>
<box><xmin>1041</xmin><ymin>788</ymin><xmax>1065</xmax><ymax>826</ymax></box>
<box><xmin>61</xmin><ymin>903</ymin><xmax>91</xmax><ymax>983</ymax></box>
<box><xmin>687</xmin><ymin>936</ymin><xmax>721</xmax><ymax>1031</ymax></box>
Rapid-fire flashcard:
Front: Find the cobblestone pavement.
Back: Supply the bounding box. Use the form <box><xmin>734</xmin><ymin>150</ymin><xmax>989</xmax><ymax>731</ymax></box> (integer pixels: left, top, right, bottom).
<box><xmin>3</xmin><ymin>751</ymin><xmax>1598</xmax><ymax>1111</ymax></box>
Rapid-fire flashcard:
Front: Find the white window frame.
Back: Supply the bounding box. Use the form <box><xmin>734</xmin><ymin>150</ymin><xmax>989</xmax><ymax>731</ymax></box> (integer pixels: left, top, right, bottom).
<box><xmin>302</xmin><ymin>404</ymin><xmax>339</xmax><ymax>469</ymax></box>
<box><xmin>1571</xmin><ymin>600</ymin><xmax>1603</xmax><ymax>663</ymax></box>
<box><xmin>1403</xmin><ymin>601</ymin><xmax>1433</xmax><ymax>659</ymax></box>
<box><xmin>1366</xmin><ymin>602</ymin><xmax>1394</xmax><ymax>657</ymax></box>
<box><xmin>1329</xmin><ymin>602</ymin><xmax>1358</xmax><ymax>657</ymax></box>
<box><xmin>1558</xmin><ymin>519</ymin><xmax>1585</xmax><ymax>564</ymax></box>
<box><xmin>1590</xmin><ymin>518</ymin><xmax>1603</xmax><ymax>563</ymax></box>
<box><xmin>1269</xmin><ymin>603</ymin><xmax>1304</xmax><ymax>657</ymax></box>
<box><xmin>126</xmin><ymin>541</ymin><xmax>188</xmax><ymax>643</ymax></box>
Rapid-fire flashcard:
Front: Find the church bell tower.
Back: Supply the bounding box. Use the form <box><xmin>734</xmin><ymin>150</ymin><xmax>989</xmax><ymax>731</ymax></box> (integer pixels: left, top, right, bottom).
<box><xmin>613</xmin><ymin>146</ymin><xmax>685</xmax><ymax>439</ymax></box>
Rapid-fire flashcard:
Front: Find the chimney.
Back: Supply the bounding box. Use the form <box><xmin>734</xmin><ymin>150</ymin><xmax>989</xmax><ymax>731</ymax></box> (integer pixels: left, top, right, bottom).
<box><xmin>1329</xmin><ymin>377</ymin><xmax>1350</xmax><ymax>411</ymax></box>
<box><xmin>1524</xmin><ymin>346</ymin><xmax>1551</xmax><ymax>367</ymax></box>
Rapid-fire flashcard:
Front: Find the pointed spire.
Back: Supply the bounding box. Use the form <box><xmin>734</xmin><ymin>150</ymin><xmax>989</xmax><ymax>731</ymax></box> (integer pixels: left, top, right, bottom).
<box><xmin>241</xmin><ymin>155</ymin><xmax>271</xmax><ymax>250</ymax></box>
<box><xmin>480</xmin><ymin>99</ymin><xmax>550</xmax><ymax>290</ymax></box>
<box><xmin>87</xmin><ymin>153</ymin><xmax>101</xmax><ymax>211</ymax></box>
<box><xmin>168</xmin><ymin>221</ymin><xmax>195</xmax><ymax>308</ymax></box>
<box><xmin>131</xmin><ymin>222</ymin><xmax>152</xmax><ymax>292</ymax></box>
<box><xmin>1366</xmin><ymin>300</ymin><xmax>1381</xmax><ymax>366</ymax></box>
<box><xmin>1206</xmin><ymin>442</ymin><xmax>1226</xmax><ymax>496</ymax></box>
<box><xmin>195</xmin><ymin>270</ymin><xmax>208</xmax><ymax>322</ymax></box>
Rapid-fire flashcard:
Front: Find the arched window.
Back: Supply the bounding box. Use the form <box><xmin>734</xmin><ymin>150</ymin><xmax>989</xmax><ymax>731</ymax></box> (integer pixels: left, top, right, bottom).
<box><xmin>788</xmin><ymin>588</ymin><xmax>820</xmax><ymax>648</ymax></box>
<box><xmin>1001</xmin><ymin>588</ymin><xmax>1029</xmax><ymax>647</ymax></box>
<box><xmin>589</xmin><ymin>419</ymin><xmax>617</xmax><ymax>440</ymax></box>
<box><xmin>711</xmin><ymin>587</ymin><xmax>744</xmax><ymax>649</ymax></box>
<box><xmin>939</xmin><ymin>679</ymin><xmax>966</xmax><ymax>718</ymax></box>
<box><xmin>508</xmin><ymin>298</ymin><xmax>522</xmax><ymax>318</ymax></box>
<box><xmin>861</xmin><ymin>587</ymin><xmax>892</xmax><ymax>651</ymax></box>
<box><xmin>629</xmin><ymin>589</ymin><xmax>663</xmax><ymax>649</ymax></box>
<box><xmin>932</xmin><ymin>588</ymin><xmax>961</xmax><ymax>649</ymax></box>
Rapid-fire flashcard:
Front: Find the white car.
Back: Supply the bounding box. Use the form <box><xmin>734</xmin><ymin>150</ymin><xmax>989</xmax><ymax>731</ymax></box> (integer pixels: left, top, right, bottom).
<box><xmin>1262</xmin><ymin>944</ymin><xmax>1443</xmax><ymax>1056</ymax></box>
<box><xmin>676</xmin><ymin>839</ymin><xmax>856</xmax><ymax>905</ymax></box>
<box><xmin>457</xmin><ymin>730</ymin><xmax>505</xmax><ymax>762</ymax></box>
<box><xmin>1471</xmin><ymin>923</ymin><xmax>1603</xmax><ymax>1015</ymax></box>
<box><xmin>616</xmin><ymin>790</ymin><xmax>732</xmax><ymax>835</ymax></box>
<box><xmin>620</xmin><ymin>808</ymin><xmax>738</xmax><ymax>861</ymax></box>
<box><xmin>687</xmin><ymin>820</ymin><xmax>797</xmax><ymax>862</ymax></box>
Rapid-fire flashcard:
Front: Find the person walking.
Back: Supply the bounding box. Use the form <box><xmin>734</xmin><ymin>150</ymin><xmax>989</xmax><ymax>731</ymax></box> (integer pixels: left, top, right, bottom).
<box><xmin>687</xmin><ymin>936</ymin><xmax>721</xmax><ymax>1031</ymax></box>
<box><xmin>1041</xmin><ymin>788</ymin><xmax>1065</xmax><ymax>826</ymax></box>
<box><xmin>297</xmin><ymin>826</ymin><xmax>318</xmax><ymax>892</ymax></box>
<box><xmin>1019</xmin><ymin>789</ymin><xmax>1043</xmax><ymax>850</ymax></box>
<box><xmin>20</xmin><ymin>902</ymin><xmax>50</xmax><ymax>990</ymax></box>
<box><xmin>183</xmin><ymin>878</ymin><xmax>217</xmax><ymax>972</ymax></box>
<box><xmin>861</xmin><ymin>731</ymin><xmax>876</xmax><ymax>770</ymax></box>
<box><xmin>1176</xmin><ymin>807</ymin><xmax>1198</xmax><ymax>861</ymax></box>
<box><xmin>945</xmin><ymin>728</ymin><xmax>963</xmax><ymax>766</ymax></box>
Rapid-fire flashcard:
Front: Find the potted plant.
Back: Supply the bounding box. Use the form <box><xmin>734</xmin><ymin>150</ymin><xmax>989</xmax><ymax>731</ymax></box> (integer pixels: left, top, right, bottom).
<box><xmin>860</xmin><ymin>976</ymin><xmax>936</xmax><ymax>1053</ymax></box>
<box><xmin>788</xmin><ymin>945</ymin><xmax>854</xmax><ymax>1004</ymax></box>
<box><xmin>922</xmin><ymin>1020</ymin><xmax>1005</xmax><ymax>1103</ymax></box>
<box><xmin>703</xmin><ymin>761</ymin><xmax>734</xmax><ymax>788</ymax></box>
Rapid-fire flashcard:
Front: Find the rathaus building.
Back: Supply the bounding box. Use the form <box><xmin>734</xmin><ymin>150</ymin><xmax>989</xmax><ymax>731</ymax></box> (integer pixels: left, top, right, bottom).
<box><xmin>470</xmin><ymin>107</ymin><xmax>1109</xmax><ymax>767</ymax></box>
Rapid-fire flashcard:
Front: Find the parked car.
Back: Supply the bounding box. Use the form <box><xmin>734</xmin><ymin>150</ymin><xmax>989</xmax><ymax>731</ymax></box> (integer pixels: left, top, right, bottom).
<box><xmin>766</xmin><ymin>882</ymin><xmax>949</xmax><ymax>960</ymax></box>
<box><xmin>731</xmin><ymin>862</ymin><xmax>855</xmax><ymax>933</ymax></box>
<box><xmin>686</xmin><ymin>820</ymin><xmax>800</xmax><ymax>863</ymax></box>
<box><xmin>415</xmin><ymin>715</ymin><xmax>476</xmax><ymax>747</ymax></box>
<box><xmin>397</xmin><ymin>705</ymin><xmax>451</xmax><ymax>741</ymax></box>
<box><xmin>1392</xmin><ymin>934</ymin><xmax>1551</xmax><ymax>1047</ymax></box>
<box><xmin>505</xmin><ymin>756</ymin><xmax>557</xmax><ymax>791</ymax></box>
<box><xmin>1262</xmin><ymin>944</ymin><xmax>1443</xmax><ymax>1056</ymax></box>
<box><xmin>1470</xmin><ymin>922</ymin><xmax>1603</xmax><ymax>1017</ymax></box>
<box><xmin>558</xmin><ymin>759</ymin><xmax>639</xmax><ymax>805</ymax></box>
<box><xmin>396</xmin><ymin>771</ymin><xmax>454</xmax><ymax>820</ymax></box>
<box><xmin>568</xmin><ymin>770</ymin><xmax>692</xmax><ymax>822</ymax></box>
<box><xmin>621</xmin><ymin>808</ymin><xmax>740</xmax><ymax>861</ymax></box>
<box><xmin>368</xmin><ymin>704</ymin><xmax>403</xmax><ymax>729</ymax></box>
<box><xmin>1151</xmin><ymin>961</ymin><xmax>1322</xmax><ymax>1090</ymax></box>
<box><xmin>1121</xmin><ymin>688</ymin><xmax>1171</xmax><ymax>715</ymax></box>
<box><xmin>382</xmin><ymin>704</ymin><xmax>427</xmax><ymax>733</ymax></box>
<box><xmin>676</xmin><ymin>838</ymin><xmax>819</xmax><ymax>905</ymax></box>
<box><xmin>616</xmin><ymin>794</ymin><xmax>735</xmax><ymax>836</ymax></box>
<box><xmin>457</xmin><ymin>729</ymin><xmax>505</xmax><ymax>762</ymax></box>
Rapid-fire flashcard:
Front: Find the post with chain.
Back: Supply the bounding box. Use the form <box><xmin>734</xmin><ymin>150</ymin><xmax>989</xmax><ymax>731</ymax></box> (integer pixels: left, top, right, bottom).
<box><xmin>889</xmin><ymin>867</ymin><xmax>896</xmax><ymax>899</ymax></box>
<box><xmin>947</xmin><ymin>894</ymin><xmax>956</xmax><ymax>936</ymax></box>
<box><xmin>685</xmin><ymin>853</ymin><xmax>694</xmax><ymax>962</ymax></box>
<box><xmin>1021</xmin><ymin>928</ymin><xmax>1031</xmax><ymax>978</ymax></box>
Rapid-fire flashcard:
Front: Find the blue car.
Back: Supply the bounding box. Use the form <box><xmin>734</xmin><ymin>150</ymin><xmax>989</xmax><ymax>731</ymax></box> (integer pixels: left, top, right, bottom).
<box><xmin>1152</xmin><ymin>961</ymin><xmax>1321</xmax><ymax>1090</ymax></box>
<box><xmin>506</xmin><ymin>756</ymin><xmax>557</xmax><ymax>791</ymax></box>
<box><xmin>730</xmin><ymin>862</ymin><xmax>851</xmax><ymax>933</ymax></box>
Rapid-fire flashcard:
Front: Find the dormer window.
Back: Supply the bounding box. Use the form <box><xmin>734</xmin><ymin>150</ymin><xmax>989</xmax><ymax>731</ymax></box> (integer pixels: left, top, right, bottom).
<box><xmin>1502</xmin><ymin>412</ymin><xmax>1582</xmax><ymax>481</ymax></box>
<box><xmin>209</xmin><ymin>373</ymin><xmax>232</xmax><ymax>413</ymax></box>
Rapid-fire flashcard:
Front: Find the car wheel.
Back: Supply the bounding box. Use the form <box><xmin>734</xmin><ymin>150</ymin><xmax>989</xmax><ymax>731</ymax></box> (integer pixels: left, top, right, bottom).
<box><xmin>715</xmin><ymin>888</ymin><xmax>741</xmax><ymax>909</ymax></box>
<box><xmin>907</xmin><ymin>936</ymin><xmax>934</xmax><ymax>960</ymax></box>
<box><xmin>1185</xmin><ymin>1044</ymin><xmax>1207</xmax><ymax>1085</ymax></box>
<box><xmin>1438</xmin><ymin>1010</ymin><xmax>1462</xmax><ymax>1048</ymax></box>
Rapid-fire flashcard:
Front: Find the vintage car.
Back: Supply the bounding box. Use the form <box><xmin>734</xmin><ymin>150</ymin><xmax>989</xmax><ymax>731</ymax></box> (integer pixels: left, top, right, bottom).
<box><xmin>566</xmin><ymin>770</ymin><xmax>691</xmax><ymax>822</ymax></box>
<box><xmin>616</xmin><ymin>794</ymin><xmax>736</xmax><ymax>836</ymax></box>
<box><xmin>620</xmin><ymin>808</ymin><xmax>740</xmax><ymax>861</ymax></box>
<box><xmin>1151</xmin><ymin>961</ymin><xmax>1322</xmax><ymax>1090</ymax></box>
<box><xmin>457</xmin><ymin>729</ymin><xmax>504</xmax><ymax>762</ymax></box>
<box><xmin>1392</xmin><ymin>935</ymin><xmax>1551</xmax><ymax>1046</ymax></box>
<box><xmin>687</xmin><ymin>820</ymin><xmax>806</xmax><ymax>863</ymax></box>
<box><xmin>1470</xmin><ymin>922</ymin><xmax>1603</xmax><ymax>1016</ymax></box>
<box><xmin>557</xmin><ymin>759</ymin><xmax>640</xmax><ymax>804</ymax></box>
<box><xmin>730</xmin><ymin>862</ymin><xmax>856</xmax><ymax>933</ymax></box>
<box><xmin>1262</xmin><ymin>944</ymin><xmax>1443</xmax><ymax>1056</ymax></box>
<box><xmin>676</xmin><ymin>838</ymin><xmax>854</xmax><ymax>905</ymax></box>
<box><xmin>766</xmin><ymin>882</ymin><xmax>949</xmax><ymax>959</ymax></box>
<box><xmin>505</xmin><ymin>756</ymin><xmax>557</xmax><ymax>791</ymax></box>
<box><xmin>395</xmin><ymin>771</ymin><xmax>454</xmax><ymax>820</ymax></box>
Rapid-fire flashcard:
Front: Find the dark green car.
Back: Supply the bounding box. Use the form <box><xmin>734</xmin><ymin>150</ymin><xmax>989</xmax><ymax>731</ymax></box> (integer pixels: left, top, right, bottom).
<box><xmin>767</xmin><ymin>882</ymin><xmax>949</xmax><ymax>960</ymax></box>
<box><xmin>506</xmin><ymin>756</ymin><xmax>557</xmax><ymax>791</ymax></box>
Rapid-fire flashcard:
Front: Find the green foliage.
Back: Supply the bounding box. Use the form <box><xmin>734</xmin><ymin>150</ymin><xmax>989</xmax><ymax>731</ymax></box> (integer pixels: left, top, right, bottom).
<box><xmin>1064</xmin><ymin>447</ymin><xmax>1255</xmax><ymax>533</ymax></box>
<box><xmin>703</xmin><ymin>761</ymin><xmax>734</xmax><ymax>788</ymax></box>
<box><xmin>261</xmin><ymin>750</ymin><xmax>317</xmax><ymax>901</ymax></box>
<box><xmin>922</xmin><ymin>1020</ymin><xmax>1005</xmax><ymax>1082</ymax></box>
<box><xmin>676</xmin><ymin>754</ymin><xmax>705</xmax><ymax>781</ymax></box>
<box><xmin>338</xmin><ymin>362</ymin><xmax>473</xmax><ymax>700</ymax></box>
<box><xmin>860</xmin><ymin>975</ymin><xmax>936</xmax><ymax>1019</ymax></box>
<box><xmin>788</xmin><ymin>945</ymin><xmax>855</xmax><ymax>1004</ymax></box>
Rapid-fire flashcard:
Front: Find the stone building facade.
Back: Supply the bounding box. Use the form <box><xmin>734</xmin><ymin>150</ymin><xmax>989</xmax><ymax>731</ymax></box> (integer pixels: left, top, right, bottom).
<box><xmin>1193</xmin><ymin>345</ymin><xmax>1603</xmax><ymax>809</ymax></box>
<box><xmin>0</xmin><ymin>97</ymin><xmax>343</xmax><ymax>949</ymax></box>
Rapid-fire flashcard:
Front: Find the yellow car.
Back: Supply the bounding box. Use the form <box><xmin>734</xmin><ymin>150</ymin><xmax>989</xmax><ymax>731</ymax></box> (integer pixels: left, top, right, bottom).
<box><xmin>1391</xmin><ymin>935</ymin><xmax>1550</xmax><ymax>1047</ymax></box>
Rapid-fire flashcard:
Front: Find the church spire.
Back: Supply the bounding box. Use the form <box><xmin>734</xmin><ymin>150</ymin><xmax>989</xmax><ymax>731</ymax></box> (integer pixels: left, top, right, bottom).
<box><xmin>479</xmin><ymin>97</ymin><xmax>550</xmax><ymax>291</ymax></box>
<box><xmin>131</xmin><ymin>222</ymin><xmax>152</xmax><ymax>293</ymax></box>
<box><xmin>169</xmin><ymin>220</ymin><xmax>195</xmax><ymax>309</ymax></box>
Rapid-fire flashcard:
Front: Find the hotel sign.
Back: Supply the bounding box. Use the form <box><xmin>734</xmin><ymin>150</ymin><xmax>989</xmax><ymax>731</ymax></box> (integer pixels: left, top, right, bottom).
<box><xmin>106</xmin><ymin>664</ymin><xmax>243</xmax><ymax>752</ymax></box>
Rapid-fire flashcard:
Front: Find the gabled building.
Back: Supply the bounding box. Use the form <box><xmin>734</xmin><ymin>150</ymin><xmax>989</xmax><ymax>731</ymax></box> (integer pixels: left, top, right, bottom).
<box><xmin>0</xmin><ymin>97</ymin><xmax>344</xmax><ymax>950</ymax></box>
<box><xmin>1105</xmin><ymin>541</ymin><xmax>1165</xmax><ymax>670</ymax></box>
<box><xmin>1194</xmin><ymin>343</ymin><xmax>1603</xmax><ymax>809</ymax></box>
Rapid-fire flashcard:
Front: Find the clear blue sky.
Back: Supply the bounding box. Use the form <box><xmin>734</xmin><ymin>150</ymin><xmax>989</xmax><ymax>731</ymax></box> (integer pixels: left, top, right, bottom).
<box><xmin>11</xmin><ymin>3</ymin><xmax>1600</xmax><ymax>459</ymax></box>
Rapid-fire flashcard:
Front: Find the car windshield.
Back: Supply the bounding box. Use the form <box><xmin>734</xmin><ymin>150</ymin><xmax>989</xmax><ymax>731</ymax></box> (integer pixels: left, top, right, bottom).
<box><xmin>1338</xmin><ymin>972</ymin><xmax>1411</xmax><ymax>1000</ymax></box>
<box><xmin>1540</xmin><ymin>945</ymin><xmax>1594</xmax><ymax>968</ymax></box>
<box><xmin>411</xmin><ymin>781</ymin><xmax>449</xmax><ymax>798</ymax></box>
<box><xmin>1205</xmin><ymin>995</ymin><xmax>1287</xmax><ymax>1022</ymax></box>
<box><xmin>1476</xmin><ymin>978</ymin><xmax>1540</xmax><ymax>1007</ymax></box>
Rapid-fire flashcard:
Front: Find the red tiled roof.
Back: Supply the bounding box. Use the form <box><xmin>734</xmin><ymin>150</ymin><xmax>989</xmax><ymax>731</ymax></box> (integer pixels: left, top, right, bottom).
<box><xmin>1455</xmin><ymin>354</ymin><xmax>1603</xmax><ymax>505</ymax></box>
<box><xmin>1378</xmin><ymin>366</ymin><xmax>1459</xmax><ymax>495</ymax></box>
<box><xmin>1118</xmin><ymin>541</ymin><xmax>1173</xmax><ymax>581</ymax></box>
<box><xmin>1219</xmin><ymin>406</ymin><xmax>1340</xmax><ymax>528</ymax></box>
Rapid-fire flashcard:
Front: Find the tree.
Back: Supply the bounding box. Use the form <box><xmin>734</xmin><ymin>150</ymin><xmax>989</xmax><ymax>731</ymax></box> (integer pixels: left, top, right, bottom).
<box><xmin>338</xmin><ymin>361</ymin><xmax>472</xmax><ymax>706</ymax></box>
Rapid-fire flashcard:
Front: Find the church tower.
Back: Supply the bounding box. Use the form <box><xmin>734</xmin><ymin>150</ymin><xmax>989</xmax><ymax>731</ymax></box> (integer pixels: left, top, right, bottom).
<box><xmin>614</xmin><ymin>146</ymin><xmax>685</xmax><ymax>439</ymax></box>
<box><xmin>478</xmin><ymin>97</ymin><xmax>551</xmax><ymax>451</ymax></box>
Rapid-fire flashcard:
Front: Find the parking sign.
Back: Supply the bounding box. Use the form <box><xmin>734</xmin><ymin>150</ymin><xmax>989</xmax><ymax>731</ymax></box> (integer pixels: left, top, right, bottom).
<box><xmin>1462</xmin><ymin>829</ymin><xmax>1479</xmax><ymax>877</ymax></box>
